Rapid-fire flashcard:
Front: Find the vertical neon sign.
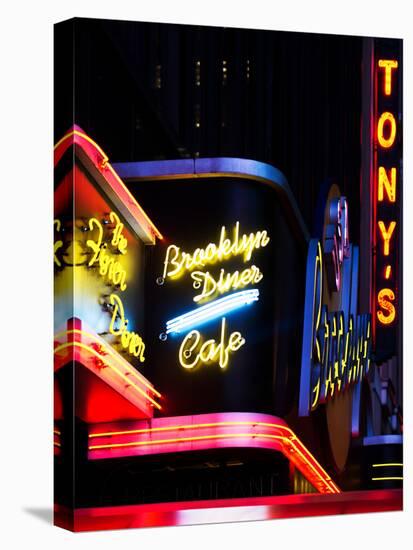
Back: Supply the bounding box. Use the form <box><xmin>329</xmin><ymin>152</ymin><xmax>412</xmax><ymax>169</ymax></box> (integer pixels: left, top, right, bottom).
<box><xmin>373</xmin><ymin>41</ymin><xmax>402</xmax><ymax>359</ymax></box>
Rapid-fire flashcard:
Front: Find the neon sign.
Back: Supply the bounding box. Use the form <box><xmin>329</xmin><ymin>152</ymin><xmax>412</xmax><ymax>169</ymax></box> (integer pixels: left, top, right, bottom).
<box><xmin>299</xmin><ymin>227</ymin><xmax>371</xmax><ymax>415</ymax></box>
<box><xmin>191</xmin><ymin>265</ymin><xmax>263</xmax><ymax>303</ymax></box>
<box><xmin>108</xmin><ymin>294</ymin><xmax>145</xmax><ymax>360</ymax></box>
<box><xmin>162</xmin><ymin>221</ymin><xmax>270</xmax><ymax>281</ymax></box>
<box><xmin>160</xmin><ymin>222</ymin><xmax>268</xmax><ymax>370</ymax></box>
<box><xmin>54</xmin><ymin>211</ymin><xmax>146</xmax><ymax>361</ymax></box>
<box><xmin>323</xmin><ymin>197</ymin><xmax>349</xmax><ymax>292</ymax></box>
<box><xmin>164</xmin><ymin>289</ymin><xmax>259</xmax><ymax>335</ymax></box>
<box><xmin>86</xmin><ymin>213</ymin><xmax>128</xmax><ymax>290</ymax></box>
<box><xmin>179</xmin><ymin>317</ymin><xmax>246</xmax><ymax>369</ymax></box>
<box><xmin>374</xmin><ymin>51</ymin><xmax>401</xmax><ymax>343</ymax></box>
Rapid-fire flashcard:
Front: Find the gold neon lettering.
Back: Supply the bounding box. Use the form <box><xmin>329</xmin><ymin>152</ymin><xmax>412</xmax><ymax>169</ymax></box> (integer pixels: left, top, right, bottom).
<box><xmin>87</xmin><ymin>218</ymin><xmax>103</xmax><ymax>266</ymax></box>
<box><xmin>377</xmin><ymin>288</ymin><xmax>396</xmax><ymax>325</ymax></box>
<box><xmin>87</xmin><ymin>217</ymin><xmax>128</xmax><ymax>290</ymax></box>
<box><xmin>109</xmin><ymin>294</ymin><xmax>145</xmax><ymax>361</ymax></box>
<box><xmin>191</xmin><ymin>265</ymin><xmax>263</xmax><ymax>302</ymax></box>
<box><xmin>378</xmin><ymin>167</ymin><xmax>396</xmax><ymax>203</ymax></box>
<box><xmin>378</xmin><ymin>59</ymin><xmax>398</xmax><ymax>96</ymax></box>
<box><xmin>378</xmin><ymin>220</ymin><xmax>396</xmax><ymax>256</ymax></box>
<box><xmin>162</xmin><ymin>221</ymin><xmax>270</xmax><ymax>280</ymax></box>
<box><xmin>109</xmin><ymin>212</ymin><xmax>128</xmax><ymax>254</ymax></box>
<box><xmin>377</xmin><ymin>112</ymin><xmax>396</xmax><ymax>149</ymax></box>
<box><xmin>178</xmin><ymin>317</ymin><xmax>245</xmax><ymax>370</ymax></box>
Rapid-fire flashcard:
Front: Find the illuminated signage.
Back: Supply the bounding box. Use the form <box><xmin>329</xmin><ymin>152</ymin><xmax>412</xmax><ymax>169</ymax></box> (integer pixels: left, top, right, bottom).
<box><xmin>299</xmin><ymin>201</ymin><xmax>371</xmax><ymax>415</ymax></box>
<box><xmin>178</xmin><ymin>317</ymin><xmax>246</xmax><ymax>370</ymax></box>
<box><xmin>164</xmin><ymin>289</ymin><xmax>259</xmax><ymax>336</ymax></box>
<box><xmin>323</xmin><ymin>197</ymin><xmax>349</xmax><ymax>292</ymax></box>
<box><xmin>161</xmin><ymin>221</ymin><xmax>270</xmax><ymax>283</ymax></box>
<box><xmin>373</xmin><ymin>45</ymin><xmax>402</xmax><ymax>357</ymax></box>
<box><xmin>160</xmin><ymin>222</ymin><xmax>269</xmax><ymax>370</ymax></box>
<box><xmin>54</xmin><ymin>210</ymin><xmax>146</xmax><ymax>361</ymax></box>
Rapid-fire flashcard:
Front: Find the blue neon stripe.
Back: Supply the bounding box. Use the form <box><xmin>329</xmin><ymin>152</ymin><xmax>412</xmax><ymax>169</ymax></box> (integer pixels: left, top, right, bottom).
<box><xmin>165</xmin><ymin>289</ymin><xmax>259</xmax><ymax>334</ymax></box>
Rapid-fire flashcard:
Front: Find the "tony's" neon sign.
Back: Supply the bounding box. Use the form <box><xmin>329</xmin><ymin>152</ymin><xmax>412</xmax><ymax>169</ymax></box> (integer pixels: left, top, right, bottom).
<box><xmin>373</xmin><ymin>51</ymin><xmax>401</xmax><ymax>353</ymax></box>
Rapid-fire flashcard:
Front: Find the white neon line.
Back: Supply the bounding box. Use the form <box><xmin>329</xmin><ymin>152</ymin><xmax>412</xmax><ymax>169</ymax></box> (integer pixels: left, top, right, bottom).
<box><xmin>166</xmin><ymin>291</ymin><xmax>259</xmax><ymax>334</ymax></box>
<box><xmin>167</xmin><ymin>301</ymin><xmax>253</xmax><ymax>334</ymax></box>
<box><xmin>166</xmin><ymin>290</ymin><xmax>259</xmax><ymax>329</ymax></box>
<box><xmin>166</xmin><ymin>296</ymin><xmax>257</xmax><ymax>332</ymax></box>
<box><xmin>166</xmin><ymin>289</ymin><xmax>259</xmax><ymax>326</ymax></box>
<box><xmin>166</xmin><ymin>297</ymin><xmax>258</xmax><ymax>330</ymax></box>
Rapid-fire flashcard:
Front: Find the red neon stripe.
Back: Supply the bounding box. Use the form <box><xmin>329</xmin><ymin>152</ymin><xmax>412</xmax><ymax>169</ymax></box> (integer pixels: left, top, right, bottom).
<box><xmin>54</xmin><ymin>125</ymin><xmax>163</xmax><ymax>242</ymax></box>
<box><xmin>87</xmin><ymin>412</ymin><xmax>340</xmax><ymax>494</ymax></box>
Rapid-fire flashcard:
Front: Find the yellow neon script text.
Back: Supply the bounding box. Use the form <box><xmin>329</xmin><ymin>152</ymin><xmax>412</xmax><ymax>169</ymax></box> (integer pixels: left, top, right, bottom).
<box><xmin>109</xmin><ymin>212</ymin><xmax>128</xmax><ymax>254</ymax></box>
<box><xmin>378</xmin><ymin>59</ymin><xmax>398</xmax><ymax>96</ymax></box>
<box><xmin>162</xmin><ymin>221</ymin><xmax>270</xmax><ymax>280</ymax></box>
<box><xmin>179</xmin><ymin>317</ymin><xmax>245</xmax><ymax>369</ymax></box>
<box><xmin>377</xmin><ymin>288</ymin><xmax>396</xmax><ymax>325</ymax></box>
<box><xmin>191</xmin><ymin>265</ymin><xmax>263</xmax><ymax>302</ymax></box>
<box><xmin>378</xmin><ymin>167</ymin><xmax>396</xmax><ymax>203</ymax></box>
<box><xmin>377</xmin><ymin>112</ymin><xmax>396</xmax><ymax>149</ymax></box>
<box><xmin>87</xmin><ymin>217</ymin><xmax>128</xmax><ymax>290</ymax></box>
<box><xmin>109</xmin><ymin>294</ymin><xmax>145</xmax><ymax>361</ymax></box>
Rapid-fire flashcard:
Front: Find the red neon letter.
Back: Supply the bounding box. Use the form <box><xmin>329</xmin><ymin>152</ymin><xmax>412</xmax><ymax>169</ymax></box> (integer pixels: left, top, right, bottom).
<box><xmin>377</xmin><ymin>288</ymin><xmax>396</xmax><ymax>325</ymax></box>
<box><xmin>377</xmin><ymin>112</ymin><xmax>396</xmax><ymax>149</ymax></box>
<box><xmin>378</xmin><ymin>59</ymin><xmax>398</xmax><ymax>96</ymax></box>
<box><xmin>378</xmin><ymin>221</ymin><xmax>396</xmax><ymax>256</ymax></box>
<box><xmin>378</xmin><ymin>167</ymin><xmax>397</xmax><ymax>203</ymax></box>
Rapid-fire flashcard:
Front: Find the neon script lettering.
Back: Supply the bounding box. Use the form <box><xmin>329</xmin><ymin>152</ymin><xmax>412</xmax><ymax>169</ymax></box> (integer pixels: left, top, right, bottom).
<box><xmin>162</xmin><ymin>221</ymin><xmax>270</xmax><ymax>280</ymax></box>
<box><xmin>179</xmin><ymin>317</ymin><xmax>245</xmax><ymax>369</ymax></box>
<box><xmin>191</xmin><ymin>265</ymin><xmax>263</xmax><ymax>302</ymax></box>
<box><xmin>299</xmin><ymin>240</ymin><xmax>371</xmax><ymax>415</ymax></box>
<box><xmin>87</xmin><ymin>215</ymin><xmax>128</xmax><ymax>291</ymax></box>
<box><xmin>109</xmin><ymin>294</ymin><xmax>145</xmax><ymax>361</ymax></box>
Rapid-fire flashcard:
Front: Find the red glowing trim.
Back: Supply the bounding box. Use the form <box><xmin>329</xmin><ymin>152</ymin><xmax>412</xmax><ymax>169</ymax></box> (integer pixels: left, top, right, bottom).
<box><xmin>54</xmin><ymin>126</ymin><xmax>163</xmax><ymax>243</ymax></box>
<box><xmin>54</xmin><ymin>328</ymin><xmax>161</xmax><ymax>398</ymax></box>
<box><xmin>54</xmin><ymin>489</ymin><xmax>402</xmax><ymax>531</ymax></box>
<box><xmin>55</xmin><ymin>341</ymin><xmax>161</xmax><ymax>410</ymax></box>
<box><xmin>88</xmin><ymin>413</ymin><xmax>340</xmax><ymax>494</ymax></box>
<box><xmin>54</xmin><ymin>322</ymin><xmax>161</xmax><ymax>416</ymax></box>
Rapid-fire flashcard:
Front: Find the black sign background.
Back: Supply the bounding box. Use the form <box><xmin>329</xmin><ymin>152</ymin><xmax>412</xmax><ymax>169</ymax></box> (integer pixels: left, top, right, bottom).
<box><xmin>131</xmin><ymin>177</ymin><xmax>306</xmax><ymax>418</ymax></box>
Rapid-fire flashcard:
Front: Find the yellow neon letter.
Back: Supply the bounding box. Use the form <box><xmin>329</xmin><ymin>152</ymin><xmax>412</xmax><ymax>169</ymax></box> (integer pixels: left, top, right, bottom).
<box><xmin>179</xmin><ymin>330</ymin><xmax>202</xmax><ymax>369</ymax></box>
<box><xmin>377</xmin><ymin>288</ymin><xmax>396</xmax><ymax>325</ymax></box>
<box><xmin>162</xmin><ymin>245</ymin><xmax>184</xmax><ymax>279</ymax></box>
<box><xmin>377</xmin><ymin>112</ymin><xmax>396</xmax><ymax>149</ymax></box>
<box><xmin>87</xmin><ymin>218</ymin><xmax>103</xmax><ymax>266</ymax></box>
<box><xmin>378</xmin><ymin>221</ymin><xmax>396</xmax><ymax>256</ymax></box>
<box><xmin>378</xmin><ymin>59</ymin><xmax>398</xmax><ymax>96</ymax></box>
<box><xmin>109</xmin><ymin>212</ymin><xmax>128</xmax><ymax>254</ymax></box>
<box><xmin>378</xmin><ymin>167</ymin><xmax>396</xmax><ymax>203</ymax></box>
<box><xmin>109</xmin><ymin>293</ymin><xmax>126</xmax><ymax>335</ymax></box>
